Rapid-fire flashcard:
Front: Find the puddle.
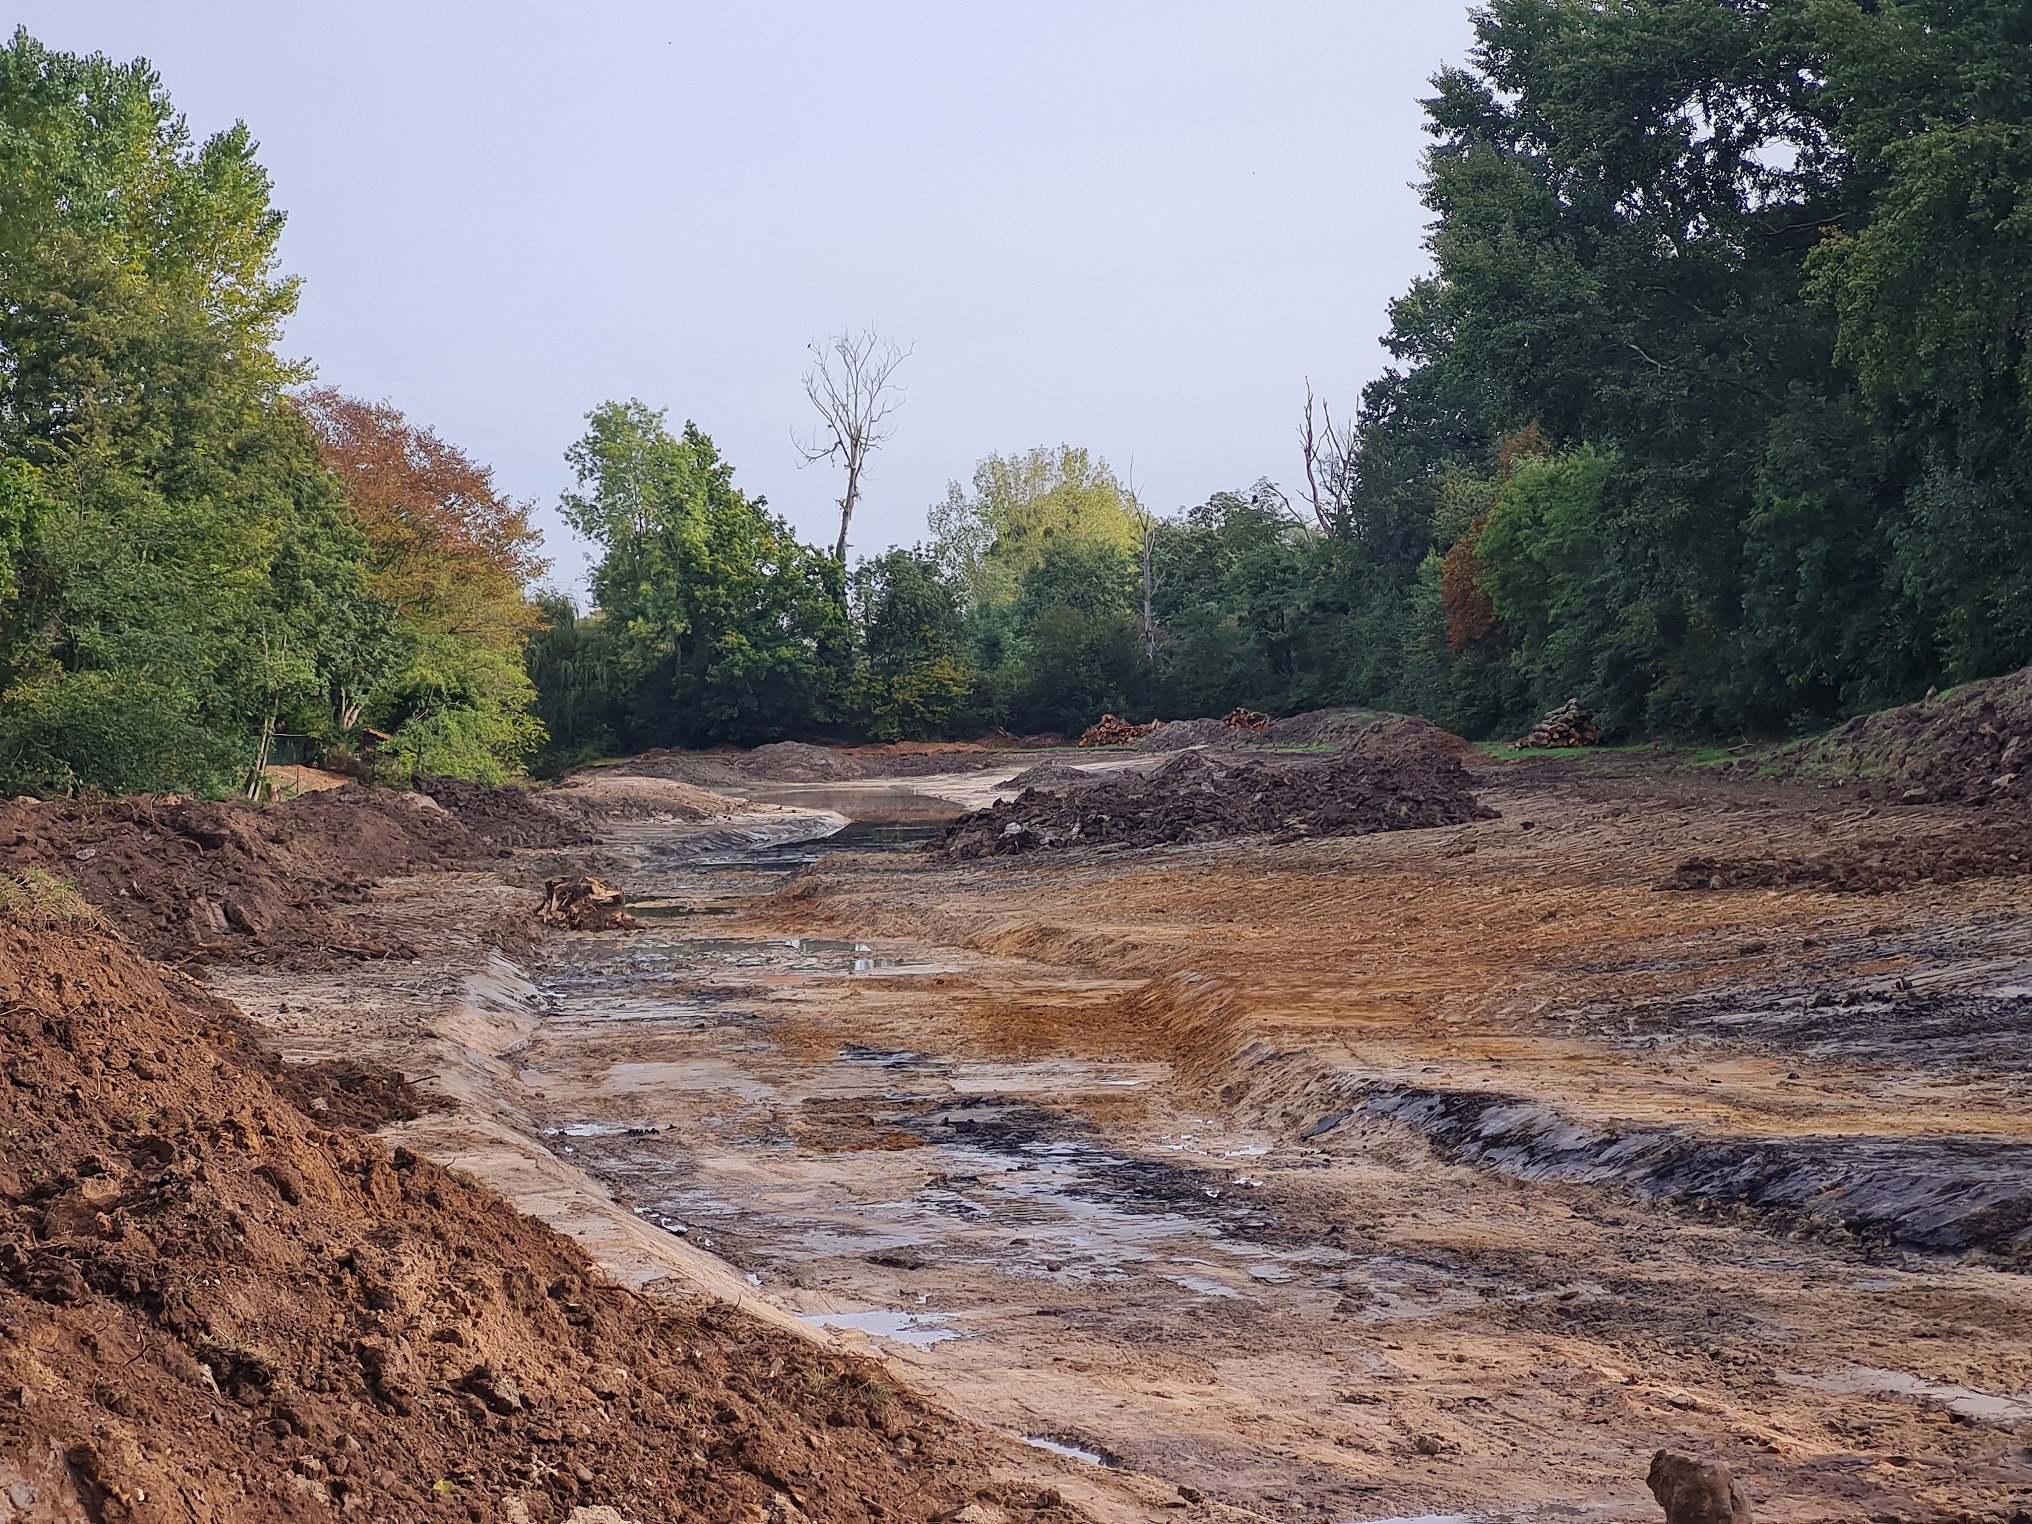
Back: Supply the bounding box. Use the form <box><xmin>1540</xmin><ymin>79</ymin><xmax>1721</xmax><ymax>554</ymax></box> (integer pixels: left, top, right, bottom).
<box><xmin>1023</xmin><ymin>1436</ymin><xmax>1115</xmax><ymax>1466</ymax></box>
<box><xmin>513</xmin><ymin>797</ymin><xmax>1519</xmax><ymax>1511</ymax></box>
<box><xmin>1783</xmin><ymin>1366</ymin><xmax>2032</xmax><ymax>1420</ymax></box>
<box><xmin>797</xmin><ymin>1308</ymin><xmax>961</xmax><ymax>1349</ymax></box>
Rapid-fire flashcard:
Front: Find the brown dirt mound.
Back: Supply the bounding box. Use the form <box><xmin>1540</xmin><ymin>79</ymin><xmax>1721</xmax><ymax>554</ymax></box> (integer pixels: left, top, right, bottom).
<box><xmin>1130</xmin><ymin>718</ymin><xmax>1232</xmax><ymax>753</ymax></box>
<box><xmin>1771</xmin><ymin>667</ymin><xmax>2032</xmax><ymax>806</ymax></box>
<box><xmin>538</xmin><ymin>773</ymin><xmax>747</xmax><ymax>828</ymax></box>
<box><xmin>738</xmin><ymin>743</ymin><xmax>871</xmax><ymax>782</ymax></box>
<box><xmin>1662</xmin><ymin>828</ymin><xmax>2032</xmax><ymax>894</ymax></box>
<box><xmin>419</xmin><ymin>777</ymin><xmax>593</xmax><ymax>850</ymax></box>
<box><xmin>934</xmin><ymin>739</ymin><xmax>1495</xmax><ymax>859</ymax></box>
<box><xmin>0</xmin><ymin>788</ymin><xmax>503</xmax><ymax>966</ymax></box>
<box><xmin>0</xmin><ymin>912</ymin><xmax>1086</xmax><ymax>1524</ymax></box>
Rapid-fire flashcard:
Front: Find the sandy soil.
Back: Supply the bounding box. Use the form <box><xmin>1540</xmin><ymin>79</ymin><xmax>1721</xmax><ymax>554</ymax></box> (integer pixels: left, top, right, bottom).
<box><xmin>215</xmin><ymin>753</ymin><xmax>2032</xmax><ymax>1524</ymax></box>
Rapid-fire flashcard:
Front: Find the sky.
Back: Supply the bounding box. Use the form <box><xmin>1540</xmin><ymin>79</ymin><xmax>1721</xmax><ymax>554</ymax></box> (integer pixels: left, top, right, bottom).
<box><xmin>18</xmin><ymin>3</ymin><xmax>1478</xmax><ymax>597</ymax></box>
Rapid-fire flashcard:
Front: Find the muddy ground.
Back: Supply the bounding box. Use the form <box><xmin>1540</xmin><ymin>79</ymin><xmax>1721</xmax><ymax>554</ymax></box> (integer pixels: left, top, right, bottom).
<box><xmin>11</xmin><ymin>724</ymin><xmax>2032</xmax><ymax>1523</ymax></box>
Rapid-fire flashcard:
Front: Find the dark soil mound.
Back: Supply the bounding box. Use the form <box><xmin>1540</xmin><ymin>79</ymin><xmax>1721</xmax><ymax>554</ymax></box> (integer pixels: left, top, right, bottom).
<box><xmin>0</xmin><ymin>912</ymin><xmax>1083</xmax><ymax>1524</ymax></box>
<box><xmin>0</xmin><ymin>787</ymin><xmax>502</xmax><ymax>965</ymax></box>
<box><xmin>419</xmin><ymin>777</ymin><xmax>592</xmax><ymax>849</ymax></box>
<box><xmin>1662</xmin><ymin>827</ymin><xmax>2032</xmax><ymax>894</ymax></box>
<box><xmin>934</xmin><ymin>741</ymin><xmax>1494</xmax><ymax>858</ymax></box>
<box><xmin>1000</xmin><ymin>760</ymin><xmax>1108</xmax><ymax>792</ymax></box>
<box><xmin>1773</xmin><ymin>668</ymin><xmax>2032</xmax><ymax>807</ymax></box>
<box><xmin>740</xmin><ymin>743</ymin><xmax>871</xmax><ymax>782</ymax></box>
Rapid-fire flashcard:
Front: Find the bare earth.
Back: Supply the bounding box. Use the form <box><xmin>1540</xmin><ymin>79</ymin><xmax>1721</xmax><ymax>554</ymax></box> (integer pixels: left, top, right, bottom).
<box><xmin>215</xmin><ymin>753</ymin><xmax>2032</xmax><ymax>1524</ymax></box>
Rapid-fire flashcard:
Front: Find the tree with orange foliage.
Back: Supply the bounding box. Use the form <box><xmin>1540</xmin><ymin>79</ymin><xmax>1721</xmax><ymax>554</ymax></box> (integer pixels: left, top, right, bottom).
<box><xmin>295</xmin><ymin>389</ymin><xmax>546</xmax><ymax>781</ymax></box>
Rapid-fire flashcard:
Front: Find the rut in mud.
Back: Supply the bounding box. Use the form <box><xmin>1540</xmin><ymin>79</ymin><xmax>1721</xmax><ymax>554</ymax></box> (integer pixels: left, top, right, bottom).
<box><xmin>503</xmin><ymin>778</ymin><xmax>2032</xmax><ymax>1524</ymax></box>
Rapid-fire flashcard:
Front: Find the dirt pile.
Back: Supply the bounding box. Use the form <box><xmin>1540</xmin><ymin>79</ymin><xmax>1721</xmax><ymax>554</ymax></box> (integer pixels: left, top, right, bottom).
<box><xmin>935</xmin><ymin>735</ymin><xmax>1494</xmax><ymax>858</ymax></box>
<box><xmin>539</xmin><ymin>877</ymin><xmax>638</xmax><ymax>932</ymax></box>
<box><xmin>419</xmin><ymin>778</ymin><xmax>592</xmax><ymax>850</ymax></box>
<box><xmin>0</xmin><ymin>909</ymin><xmax>1085</xmax><ymax>1524</ymax></box>
<box><xmin>1514</xmin><ymin>699</ymin><xmax>1598</xmax><ymax>749</ymax></box>
<box><xmin>536</xmin><ymin>773</ymin><xmax>746</xmax><ymax>829</ymax></box>
<box><xmin>0</xmin><ymin>788</ymin><xmax>510</xmax><ymax>966</ymax></box>
<box><xmin>1773</xmin><ymin>667</ymin><xmax>2032</xmax><ymax>806</ymax></box>
<box><xmin>1077</xmin><ymin>716</ymin><xmax>1162</xmax><ymax>748</ymax></box>
<box><xmin>1662</xmin><ymin>826</ymin><xmax>2031</xmax><ymax>894</ymax></box>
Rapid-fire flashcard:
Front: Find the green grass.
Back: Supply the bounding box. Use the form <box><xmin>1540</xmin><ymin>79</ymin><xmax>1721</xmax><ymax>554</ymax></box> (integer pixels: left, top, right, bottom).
<box><xmin>1474</xmin><ymin>740</ymin><xmax>1747</xmax><ymax>769</ymax></box>
<box><xmin>0</xmin><ymin>868</ymin><xmax>108</xmax><ymax>931</ymax></box>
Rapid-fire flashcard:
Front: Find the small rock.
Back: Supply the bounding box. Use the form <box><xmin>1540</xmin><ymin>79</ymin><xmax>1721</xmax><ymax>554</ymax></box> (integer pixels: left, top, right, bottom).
<box><xmin>586</xmin><ymin>1364</ymin><xmax>631</xmax><ymax>1399</ymax></box>
<box><xmin>563</xmin><ymin>1509</ymin><xmax>641</xmax><ymax>1524</ymax></box>
<box><xmin>1647</xmin><ymin>1450</ymin><xmax>1753</xmax><ymax>1524</ymax></box>
<box><xmin>460</xmin><ymin>1364</ymin><xmax>524</xmax><ymax>1415</ymax></box>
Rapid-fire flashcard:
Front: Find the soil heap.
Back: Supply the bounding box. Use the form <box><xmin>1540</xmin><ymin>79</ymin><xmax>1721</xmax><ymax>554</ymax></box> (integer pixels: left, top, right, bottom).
<box><xmin>1772</xmin><ymin>665</ymin><xmax>2032</xmax><ymax>806</ymax></box>
<box><xmin>417</xmin><ymin>777</ymin><xmax>593</xmax><ymax>850</ymax></box>
<box><xmin>0</xmin><ymin>896</ymin><xmax>1086</xmax><ymax>1524</ymax></box>
<box><xmin>0</xmin><ymin>788</ymin><xmax>509</xmax><ymax>966</ymax></box>
<box><xmin>935</xmin><ymin>728</ymin><xmax>1494</xmax><ymax>858</ymax></box>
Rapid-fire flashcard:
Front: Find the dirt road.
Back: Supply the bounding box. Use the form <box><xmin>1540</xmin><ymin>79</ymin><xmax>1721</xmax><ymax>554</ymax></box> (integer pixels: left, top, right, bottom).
<box><xmin>220</xmin><ymin>753</ymin><xmax>2032</xmax><ymax>1523</ymax></box>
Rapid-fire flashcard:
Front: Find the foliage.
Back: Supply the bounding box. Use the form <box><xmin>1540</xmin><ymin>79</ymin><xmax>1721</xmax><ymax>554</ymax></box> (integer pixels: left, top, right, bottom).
<box><xmin>0</xmin><ymin>30</ymin><xmax>394</xmax><ymax>794</ymax></box>
<box><xmin>848</xmin><ymin>549</ymin><xmax>980</xmax><ymax>741</ymax></box>
<box><xmin>929</xmin><ymin>445</ymin><xmax>1146</xmax><ymax>610</ymax></box>
<box><xmin>558</xmin><ymin>401</ymin><xmax>851</xmax><ymax>748</ymax></box>
<box><xmin>0</xmin><ymin>33</ymin><xmax>545</xmax><ymax>794</ymax></box>
<box><xmin>295</xmin><ymin>389</ymin><xmax>547</xmax><ymax>779</ymax></box>
<box><xmin>1234</xmin><ymin>0</ymin><xmax>2032</xmax><ymax>741</ymax></box>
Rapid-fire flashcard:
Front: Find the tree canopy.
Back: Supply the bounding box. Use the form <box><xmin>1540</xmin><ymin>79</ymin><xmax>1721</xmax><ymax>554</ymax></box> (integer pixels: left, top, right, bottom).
<box><xmin>0</xmin><ymin>31</ymin><xmax>547</xmax><ymax>793</ymax></box>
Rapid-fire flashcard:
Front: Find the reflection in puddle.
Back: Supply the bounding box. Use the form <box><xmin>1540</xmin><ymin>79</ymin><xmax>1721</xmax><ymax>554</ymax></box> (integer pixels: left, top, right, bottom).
<box><xmin>1023</xmin><ymin>1436</ymin><xmax>1114</xmax><ymax>1466</ymax></box>
<box><xmin>798</xmin><ymin>1308</ymin><xmax>961</xmax><ymax>1348</ymax></box>
<box><xmin>1784</xmin><ymin>1366</ymin><xmax>2032</xmax><ymax>1420</ymax></box>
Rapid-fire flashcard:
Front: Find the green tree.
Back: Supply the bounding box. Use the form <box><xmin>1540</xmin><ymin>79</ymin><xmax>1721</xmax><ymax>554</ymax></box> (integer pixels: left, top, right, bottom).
<box><xmin>848</xmin><ymin>548</ymin><xmax>979</xmax><ymax>741</ymax></box>
<box><xmin>929</xmin><ymin>445</ymin><xmax>1146</xmax><ymax>610</ymax></box>
<box><xmin>1004</xmin><ymin>537</ymin><xmax>1143</xmax><ymax>734</ymax></box>
<box><xmin>0</xmin><ymin>30</ymin><xmax>391</xmax><ymax>794</ymax></box>
<box><xmin>557</xmin><ymin>401</ymin><xmax>849</xmax><ymax>747</ymax></box>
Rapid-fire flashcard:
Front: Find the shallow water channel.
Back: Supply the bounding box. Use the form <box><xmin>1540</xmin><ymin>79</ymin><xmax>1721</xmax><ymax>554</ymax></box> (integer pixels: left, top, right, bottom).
<box><xmin>509</xmin><ymin>789</ymin><xmax>1501</xmax><ymax>1518</ymax></box>
<box><xmin>495</xmin><ymin>786</ymin><xmax>2032</xmax><ymax>1522</ymax></box>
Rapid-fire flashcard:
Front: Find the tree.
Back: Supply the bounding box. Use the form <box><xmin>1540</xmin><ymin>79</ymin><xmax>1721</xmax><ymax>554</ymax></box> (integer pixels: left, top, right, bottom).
<box><xmin>0</xmin><ymin>30</ymin><xmax>391</xmax><ymax>794</ymax></box>
<box><xmin>928</xmin><ymin>446</ymin><xmax>1146</xmax><ymax>610</ymax></box>
<box><xmin>295</xmin><ymin>388</ymin><xmax>547</xmax><ymax>780</ymax></box>
<box><xmin>848</xmin><ymin>549</ymin><xmax>978</xmax><ymax>741</ymax></box>
<box><xmin>796</xmin><ymin>329</ymin><xmax>909</xmax><ymax>563</ymax></box>
<box><xmin>559</xmin><ymin>401</ymin><xmax>850</xmax><ymax>747</ymax></box>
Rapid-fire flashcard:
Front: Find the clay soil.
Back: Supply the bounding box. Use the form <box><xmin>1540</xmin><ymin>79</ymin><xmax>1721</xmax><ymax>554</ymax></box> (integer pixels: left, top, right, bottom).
<box><xmin>595</xmin><ymin>749</ymin><xmax>2031</xmax><ymax>1524</ymax></box>
<box><xmin>7</xmin><ymin>715</ymin><xmax>2032</xmax><ymax>1524</ymax></box>
<box><xmin>0</xmin><ymin>902</ymin><xmax>1086</xmax><ymax>1524</ymax></box>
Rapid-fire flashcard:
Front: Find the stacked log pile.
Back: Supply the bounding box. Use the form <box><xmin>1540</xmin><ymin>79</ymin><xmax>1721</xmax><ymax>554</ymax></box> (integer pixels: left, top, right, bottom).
<box><xmin>1515</xmin><ymin>699</ymin><xmax>1599</xmax><ymax>749</ymax></box>
<box><xmin>1079</xmin><ymin>714</ymin><xmax>1165</xmax><ymax>747</ymax></box>
<box><xmin>1223</xmin><ymin>708</ymin><xmax>1271</xmax><ymax>732</ymax></box>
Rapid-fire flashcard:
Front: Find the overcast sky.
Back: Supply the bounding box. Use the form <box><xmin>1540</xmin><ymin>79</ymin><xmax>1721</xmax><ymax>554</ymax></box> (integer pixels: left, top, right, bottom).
<box><xmin>20</xmin><ymin>3</ymin><xmax>1476</xmax><ymax>595</ymax></box>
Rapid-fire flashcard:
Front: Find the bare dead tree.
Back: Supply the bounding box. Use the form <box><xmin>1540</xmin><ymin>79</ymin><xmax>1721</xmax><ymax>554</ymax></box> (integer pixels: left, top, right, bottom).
<box><xmin>795</xmin><ymin>329</ymin><xmax>910</xmax><ymax>562</ymax></box>
<box><xmin>1299</xmin><ymin>379</ymin><xmax>1355</xmax><ymax>536</ymax></box>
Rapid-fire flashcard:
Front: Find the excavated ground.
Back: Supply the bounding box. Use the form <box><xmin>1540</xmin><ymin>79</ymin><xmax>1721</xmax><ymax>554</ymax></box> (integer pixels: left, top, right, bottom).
<box><xmin>502</xmin><ymin>754</ymin><xmax>2031</xmax><ymax>1524</ymax></box>
<box><xmin>19</xmin><ymin>736</ymin><xmax>2032</xmax><ymax>1524</ymax></box>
